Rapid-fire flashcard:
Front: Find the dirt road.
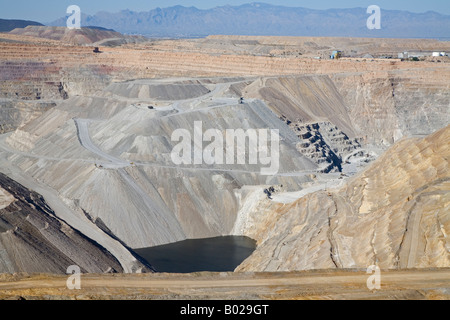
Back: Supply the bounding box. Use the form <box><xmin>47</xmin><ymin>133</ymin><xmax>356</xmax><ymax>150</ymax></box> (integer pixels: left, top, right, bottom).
<box><xmin>1</xmin><ymin>269</ymin><xmax>448</xmax><ymax>300</ymax></box>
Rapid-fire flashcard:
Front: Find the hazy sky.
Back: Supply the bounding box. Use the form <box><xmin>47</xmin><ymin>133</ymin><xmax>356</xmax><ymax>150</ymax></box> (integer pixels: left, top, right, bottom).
<box><xmin>1</xmin><ymin>0</ymin><xmax>449</xmax><ymax>23</ymax></box>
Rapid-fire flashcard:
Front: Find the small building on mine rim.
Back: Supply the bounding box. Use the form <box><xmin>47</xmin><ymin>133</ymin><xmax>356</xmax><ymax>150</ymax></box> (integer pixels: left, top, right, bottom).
<box><xmin>398</xmin><ymin>51</ymin><xmax>447</xmax><ymax>59</ymax></box>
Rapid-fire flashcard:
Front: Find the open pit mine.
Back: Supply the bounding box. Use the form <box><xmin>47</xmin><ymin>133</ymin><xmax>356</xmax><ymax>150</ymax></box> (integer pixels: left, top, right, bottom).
<box><xmin>0</xmin><ymin>27</ymin><xmax>449</xmax><ymax>300</ymax></box>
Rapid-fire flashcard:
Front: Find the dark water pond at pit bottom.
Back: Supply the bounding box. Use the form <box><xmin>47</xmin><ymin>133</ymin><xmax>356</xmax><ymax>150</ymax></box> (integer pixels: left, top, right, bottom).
<box><xmin>134</xmin><ymin>236</ymin><xmax>257</xmax><ymax>273</ymax></box>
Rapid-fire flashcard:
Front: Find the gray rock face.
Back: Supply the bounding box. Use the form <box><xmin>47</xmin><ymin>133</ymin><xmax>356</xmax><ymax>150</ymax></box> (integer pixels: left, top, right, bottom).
<box><xmin>0</xmin><ymin>99</ymin><xmax>55</xmax><ymax>134</ymax></box>
<box><xmin>287</xmin><ymin>121</ymin><xmax>364</xmax><ymax>173</ymax></box>
<box><xmin>4</xmin><ymin>78</ymin><xmax>318</xmax><ymax>249</ymax></box>
<box><xmin>104</xmin><ymin>80</ymin><xmax>212</xmax><ymax>101</ymax></box>
<box><xmin>1</xmin><ymin>74</ymin><xmax>448</xmax><ymax>273</ymax></box>
<box><xmin>0</xmin><ymin>172</ymin><xmax>128</xmax><ymax>274</ymax></box>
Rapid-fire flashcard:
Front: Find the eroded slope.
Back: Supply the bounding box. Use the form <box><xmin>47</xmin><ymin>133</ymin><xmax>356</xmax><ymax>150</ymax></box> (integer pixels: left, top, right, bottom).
<box><xmin>236</xmin><ymin>126</ymin><xmax>450</xmax><ymax>271</ymax></box>
<box><xmin>0</xmin><ymin>172</ymin><xmax>128</xmax><ymax>274</ymax></box>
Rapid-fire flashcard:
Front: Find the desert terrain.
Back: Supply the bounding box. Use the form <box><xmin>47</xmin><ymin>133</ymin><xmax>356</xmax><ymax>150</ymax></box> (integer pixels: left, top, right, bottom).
<box><xmin>0</xmin><ymin>27</ymin><xmax>449</xmax><ymax>300</ymax></box>
<box><xmin>0</xmin><ymin>269</ymin><xmax>449</xmax><ymax>300</ymax></box>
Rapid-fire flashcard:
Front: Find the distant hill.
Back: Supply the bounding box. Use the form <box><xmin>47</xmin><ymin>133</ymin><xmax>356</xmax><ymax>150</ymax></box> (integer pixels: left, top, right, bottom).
<box><xmin>8</xmin><ymin>26</ymin><xmax>147</xmax><ymax>45</ymax></box>
<box><xmin>0</xmin><ymin>19</ymin><xmax>43</xmax><ymax>32</ymax></box>
<box><xmin>85</xmin><ymin>26</ymin><xmax>117</xmax><ymax>32</ymax></box>
<box><xmin>9</xmin><ymin>26</ymin><xmax>121</xmax><ymax>44</ymax></box>
<box><xmin>48</xmin><ymin>3</ymin><xmax>450</xmax><ymax>39</ymax></box>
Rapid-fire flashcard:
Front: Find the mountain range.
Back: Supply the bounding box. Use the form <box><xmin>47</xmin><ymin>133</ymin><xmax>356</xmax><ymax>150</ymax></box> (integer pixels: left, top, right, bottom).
<box><xmin>0</xmin><ymin>19</ymin><xmax>43</xmax><ymax>32</ymax></box>
<box><xmin>47</xmin><ymin>3</ymin><xmax>450</xmax><ymax>39</ymax></box>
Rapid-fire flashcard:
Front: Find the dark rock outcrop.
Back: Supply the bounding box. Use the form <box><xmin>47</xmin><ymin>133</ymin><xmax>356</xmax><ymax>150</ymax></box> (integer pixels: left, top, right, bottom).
<box><xmin>0</xmin><ymin>172</ymin><xmax>124</xmax><ymax>274</ymax></box>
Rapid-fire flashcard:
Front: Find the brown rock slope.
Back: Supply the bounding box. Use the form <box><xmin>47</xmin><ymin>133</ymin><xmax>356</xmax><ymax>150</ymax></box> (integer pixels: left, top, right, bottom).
<box><xmin>0</xmin><ymin>172</ymin><xmax>128</xmax><ymax>274</ymax></box>
<box><xmin>237</xmin><ymin>125</ymin><xmax>450</xmax><ymax>271</ymax></box>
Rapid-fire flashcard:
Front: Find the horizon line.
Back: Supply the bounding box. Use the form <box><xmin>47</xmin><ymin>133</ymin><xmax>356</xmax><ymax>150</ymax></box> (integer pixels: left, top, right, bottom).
<box><xmin>1</xmin><ymin>2</ymin><xmax>448</xmax><ymax>24</ymax></box>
